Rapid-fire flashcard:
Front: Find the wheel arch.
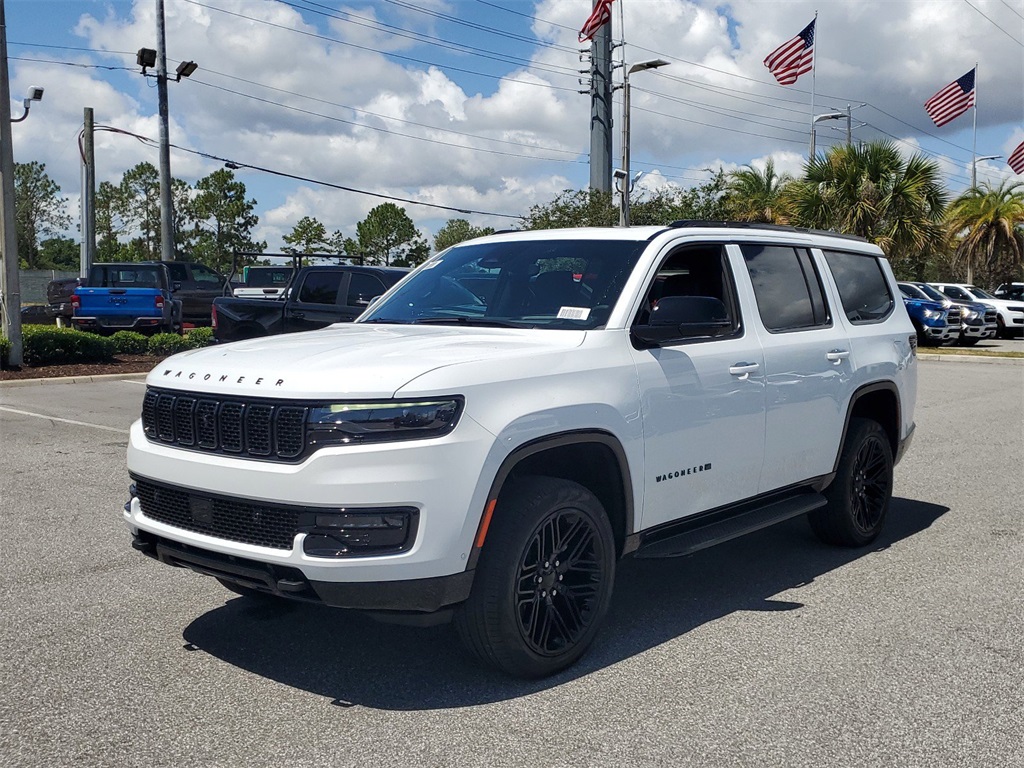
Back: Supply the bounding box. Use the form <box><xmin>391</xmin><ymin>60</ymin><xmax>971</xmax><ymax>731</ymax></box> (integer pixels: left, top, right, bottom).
<box><xmin>835</xmin><ymin>382</ymin><xmax>900</xmax><ymax>473</ymax></box>
<box><xmin>468</xmin><ymin>430</ymin><xmax>634</xmax><ymax>568</ymax></box>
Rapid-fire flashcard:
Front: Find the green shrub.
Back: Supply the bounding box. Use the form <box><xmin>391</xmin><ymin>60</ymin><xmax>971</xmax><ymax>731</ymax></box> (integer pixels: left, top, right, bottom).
<box><xmin>22</xmin><ymin>326</ymin><xmax>115</xmax><ymax>366</ymax></box>
<box><xmin>185</xmin><ymin>326</ymin><xmax>215</xmax><ymax>348</ymax></box>
<box><xmin>111</xmin><ymin>331</ymin><xmax>149</xmax><ymax>355</ymax></box>
<box><xmin>147</xmin><ymin>333</ymin><xmax>191</xmax><ymax>357</ymax></box>
<box><xmin>0</xmin><ymin>335</ymin><xmax>9</xmax><ymax>368</ymax></box>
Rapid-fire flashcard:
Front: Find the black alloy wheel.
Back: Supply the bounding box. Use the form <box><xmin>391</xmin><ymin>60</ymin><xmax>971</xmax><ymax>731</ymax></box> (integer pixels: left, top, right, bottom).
<box><xmin>810</xmin><ymin>417</ymin><xmax>893</xmax><ymax>547</ymax></box>
<box><xmin>455</xmin><ymin>476</ymin><xmax>616</xmax><ymax>678</ymax></box>
<box><xmin>514</xmin><ymin>508</ymin><xmax>605</xmax><ymax>657</ymax></box>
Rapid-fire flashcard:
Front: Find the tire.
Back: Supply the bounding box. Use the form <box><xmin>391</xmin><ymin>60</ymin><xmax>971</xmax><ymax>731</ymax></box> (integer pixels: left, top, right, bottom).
<box><xmin>810</xmin><ymin>418</ymin><xmax>893</xmax><ymax>547</ymax></box>
<box><xmin>996</xmin><ymin>316</ymin><xmax>1008</xmax><ymax>339</ymax></box>
<box><xmin>913</xmin><ymin>323</ymin><xmax>940</xmax><ymax>347</ymax></box>
<box><xmin>455</xmin><ymin>476</ymin><xmax>616</xmax><ymax>678</ymax></box>
<box><xmin>957</xmin><ymin>336</ymin><xmax>979</xmax><ymax>347</ymax></box>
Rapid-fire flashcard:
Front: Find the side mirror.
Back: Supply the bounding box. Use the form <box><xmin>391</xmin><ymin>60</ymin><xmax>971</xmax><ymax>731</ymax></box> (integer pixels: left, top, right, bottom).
<box><xmin>633</xmin><ymin>295</ymin><xmax>732</xmax><ymax>346</ymax></box>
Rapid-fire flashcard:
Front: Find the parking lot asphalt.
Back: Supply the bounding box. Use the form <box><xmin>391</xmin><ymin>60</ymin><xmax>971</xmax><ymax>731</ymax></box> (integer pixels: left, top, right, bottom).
<box><xmin>1</xmin><ymin>359</ymin><xmax>1022</xmax><ymax>767</ymax></box>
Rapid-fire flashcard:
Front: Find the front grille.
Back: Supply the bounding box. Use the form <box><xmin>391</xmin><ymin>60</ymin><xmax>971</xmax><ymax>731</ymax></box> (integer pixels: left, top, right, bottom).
<box><xmin>134</xmin><ymin>478</ymin><xmax>302</xmax><ymax>549</ymax></box>
<box><xmin>142</xmin><ymin>388</ymin><xmax>308</xmax><ymax>461</ymax></box>
<box><xmin>946</xmin><ymin>306</ymin><xmax>961</xmax><ymax>326</ymax></box>
<box><xmin>984</xmin><ymin>309</ymin><xmax>997</xmax><ymax>325</ymax></box>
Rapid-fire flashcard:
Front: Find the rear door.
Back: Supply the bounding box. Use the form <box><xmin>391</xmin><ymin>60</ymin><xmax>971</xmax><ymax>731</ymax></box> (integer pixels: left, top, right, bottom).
<box><xmin>284</xmin><ymin>269</ymin><xmax>353</xmax><ymax>331</ymax></box>
<box><xmin>734</xmin><ymin>242</ymin><xmax>851</xmax><ymax>493</ymax></box>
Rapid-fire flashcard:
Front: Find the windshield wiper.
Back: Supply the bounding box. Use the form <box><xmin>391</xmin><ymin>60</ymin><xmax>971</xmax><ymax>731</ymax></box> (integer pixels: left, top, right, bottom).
<box><xmin>411</xmin><ymin>316</ymin><xmax>521</xmax><ymax>328</ymax></box>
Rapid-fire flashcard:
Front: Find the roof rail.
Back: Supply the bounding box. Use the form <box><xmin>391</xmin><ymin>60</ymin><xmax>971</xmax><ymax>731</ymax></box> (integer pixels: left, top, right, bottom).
<box><xmin>666</xmin><ymin>220</ymin><xmax>869</xmax><ymax>243</ymax></box>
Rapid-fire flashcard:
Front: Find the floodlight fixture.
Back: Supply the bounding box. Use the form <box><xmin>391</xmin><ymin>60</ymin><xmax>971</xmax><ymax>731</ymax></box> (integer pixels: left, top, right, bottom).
<box><xmin>175</xmin><ymin>60</ymin><xmax>198</xmax><ymax>81</ymax></box>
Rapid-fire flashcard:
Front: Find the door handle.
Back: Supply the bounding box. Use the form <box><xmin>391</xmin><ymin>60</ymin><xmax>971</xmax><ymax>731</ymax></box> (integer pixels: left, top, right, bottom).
<box><xmin>729</xmin><ymin>362</ymin><xmax>760</xmax><ymax>378</ymax></box>
<box><xmin>826</xmin><ymin>349</ymin><xmax>850</xmax><ymax>364</ymax></box>
<box><xmin>291</xmin><ymin>311</ymin><xmax>305</xmax><ymax>319</ymax></box>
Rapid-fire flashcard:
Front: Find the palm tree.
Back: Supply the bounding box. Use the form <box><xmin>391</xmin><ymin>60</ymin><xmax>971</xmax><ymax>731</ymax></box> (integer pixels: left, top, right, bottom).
<box><xmin>945</xmin><ymin>180</ymin><xmax>1024</xmax><ymax>285</ymax></box>
<box><xmin>723</xmin><ymin>159</ymin><xmax>793</xmax><ymax>223</ymax></box>
<box><xmin>785</xmin><ymin>141</ymin><xmax>948</xmax><ymax>272</ymax></box>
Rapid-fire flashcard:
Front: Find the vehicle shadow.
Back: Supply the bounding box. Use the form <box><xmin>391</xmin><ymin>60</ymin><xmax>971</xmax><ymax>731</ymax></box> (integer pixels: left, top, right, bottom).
<box><xmin>181</xmin><ymin>497</ymin><xmax>947</xmax><ymax>710</ymax></box>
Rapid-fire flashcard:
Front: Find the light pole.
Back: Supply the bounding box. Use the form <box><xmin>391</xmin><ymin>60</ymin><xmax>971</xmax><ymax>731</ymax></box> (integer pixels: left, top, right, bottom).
<box><xmin>809</xmin><ymin>111</ymin><xmax>846</xmax><ymax>159</ymax></box>
<box><xmin>971</xmin><ymin>154</ymin><xmax>1001</xmax><ymax>189</ymax></box>
<box><xmin>137</xmin><ymin>0</ymin><xmax>197</xmax><ymax>262</ymax></box>
<box><xmin>619</xmin><ymin>58</ymin><xmax>669</xmax><ymax>227</ymax></box>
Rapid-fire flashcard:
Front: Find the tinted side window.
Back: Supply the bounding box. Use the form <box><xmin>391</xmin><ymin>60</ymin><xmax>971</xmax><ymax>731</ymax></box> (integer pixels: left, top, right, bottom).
<box><xmin>741</xmin><ymin>244</ymin><xmax>830</xmax><ymax>332</ymax></box>
<box><xmin>191</xmin><ymin>264</ymin><xmax>222</xmax><ymax>284</ymax></box>
<box><xmin>823</xmin><ymin>250</ymin><xmax>894</xmax><ymax>323</ymax></box>
<box><xmin>297</xmin><ymin>272</ymin><xmax>343</xmax><ymax>304</ymax></box>
<box><xmin>942</xmin><ymin>286</ymin><xmax>970</xmax><ymax>301</ymax></box>
<box><xmin>165</xmin><ymin>263</ymin><xmax>188</xmax><ymax>282</ymax></box>
<box><xmin>348</xmin><ymin>273</ymin><xmax>386</xmax><ymax>307</ymax></box>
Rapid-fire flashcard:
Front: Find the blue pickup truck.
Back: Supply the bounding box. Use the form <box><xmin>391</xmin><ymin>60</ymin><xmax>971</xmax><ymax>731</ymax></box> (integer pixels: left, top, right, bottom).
<box><xmin>898</xmin><ymin>290</ymin><xmax>954</xmax><ymax>347</ymax></box>
<box><xmin>71</xmin><ymin>263</ymin><xmax>182</xmax><ymax>334</ymax></box>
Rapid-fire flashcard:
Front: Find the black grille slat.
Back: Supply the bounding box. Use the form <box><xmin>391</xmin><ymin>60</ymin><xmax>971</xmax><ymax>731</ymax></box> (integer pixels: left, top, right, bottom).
<box><xmin>246</xmin><ymin>405</ymin><xmax>274</xmax><ymax>456</ymax></box>
<box><xmin>220</xmin><ymin>403</ymin><xmax>245</xmax><ymax>453</ymax></box>
<box><xmin>135</xmin><ymin>479</ymin><xmax>299</xmax><ymax>549</ymax></box>
<box><xmin>142</xmin><ymin>388</ymin><xmax>308</xmax><ymax>462</ymax></box>
<box><xmin>174</xmin><ymin>397</ymin><xmax>197</xmax><ymax>446</ymax></box>
<box><xmin>157</xmin><ymin>394</ymin><xmax>176</xmax><ymax>441</ymax></box>
<box><xmin>196</xmin><ymin>400</ymin><xmax>218</xmax><ymax>449</ymax></box>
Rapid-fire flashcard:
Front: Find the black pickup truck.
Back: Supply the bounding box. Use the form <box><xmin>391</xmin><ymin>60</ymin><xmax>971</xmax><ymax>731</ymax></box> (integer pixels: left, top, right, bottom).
<box><xmin>212</xmin><ymin>265</ymin><xmax>409</xmax><ymax>342</ymax></box>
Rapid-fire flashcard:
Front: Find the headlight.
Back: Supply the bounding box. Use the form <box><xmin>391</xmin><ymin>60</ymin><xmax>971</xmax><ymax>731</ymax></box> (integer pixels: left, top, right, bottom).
<box><xmin>961</xmin><ymin>309</ymin><xmax>978</xmax><ymax>321</ymax></box>
<box><xmin>306</xmin><ymin>398</ymin><xmax>463</xmax><ymax>446</ymax></box>
<box><xmin>923</xmin><ymin>309</ymin><xmax>943</xmax><ymax>320</ymax></box>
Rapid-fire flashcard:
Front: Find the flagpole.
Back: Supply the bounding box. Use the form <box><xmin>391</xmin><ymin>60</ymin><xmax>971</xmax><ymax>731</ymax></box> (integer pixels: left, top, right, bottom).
<box><xmin>808</xmin><ymin>9</ymin><xmax>818</xmax><ymax>161</ymax></box>
<box><xmin>971</xmin><ymin>62</ymin><xmax>978</xmax><ymax>189</ymax></box>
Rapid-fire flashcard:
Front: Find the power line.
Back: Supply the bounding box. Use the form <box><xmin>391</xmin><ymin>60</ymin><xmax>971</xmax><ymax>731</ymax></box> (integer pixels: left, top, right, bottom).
<box><xmin>95</xmin><ymin>124</ymin><xmax>522</xmax><ymax>219</ymax></box>
<box><xmin>961</xmin><ymin>0</ymin><xmax>1024</xmax><ymax>46</ymax></box>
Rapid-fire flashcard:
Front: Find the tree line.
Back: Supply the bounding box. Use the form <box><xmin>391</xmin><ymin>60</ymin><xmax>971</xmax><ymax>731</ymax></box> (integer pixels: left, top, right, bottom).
<box><xmin>13</xmin><ymin>139</ymin><xmax>1024</xmax><ymax>287</ymax></box>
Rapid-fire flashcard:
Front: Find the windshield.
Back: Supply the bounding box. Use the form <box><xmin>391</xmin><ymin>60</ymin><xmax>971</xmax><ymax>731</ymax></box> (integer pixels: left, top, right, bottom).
<box><xmin>359</xmin><ymin>238</ymin><xmax>648</xmax><ymax>329</ymax></box>
<box><xmin>899</xmin><ymin>283</ymin><xmax>927</xmax><ymax>300</ymax></box>
<box><xmin>915</xmin><ymin>283</ymin><xmax>948</xmax><ymax>302</ymax></box>
<box><xmin>967</xmin><ymin>286</ymin><xmax>995</xmax><ymax>299</ymax></box>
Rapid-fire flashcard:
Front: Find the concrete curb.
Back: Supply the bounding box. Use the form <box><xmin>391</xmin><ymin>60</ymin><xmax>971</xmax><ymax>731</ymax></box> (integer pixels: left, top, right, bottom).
<box><xmin>0</xmin><ymin>372</ymin><xmax>150</xmax><ymax>388</ymax></box>
<box><xmin>917</xmin><ymin>353</ymin><xmax>1023</xmax><ymax>365</ymax></box>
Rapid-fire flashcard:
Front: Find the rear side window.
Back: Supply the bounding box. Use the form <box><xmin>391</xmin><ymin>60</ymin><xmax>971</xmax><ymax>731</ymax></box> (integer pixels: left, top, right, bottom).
<box><xmin>741</xmin><ymin>244</ymin><xmax>830</xmax><ymax>332</ymax></box>
<box><xmin>348</xmin><ymin>273</ymin><xmax>386</xmax><ymax>307</ymax></box>
<box><xmin>297</xmin><ymin>272</ymin><xmax>343</xmax><ymax>304</ymax></box>
<box><xmin>823</xmin><ymin>250</ymin><xmax>894</xmax><ymax>324</ymax></box>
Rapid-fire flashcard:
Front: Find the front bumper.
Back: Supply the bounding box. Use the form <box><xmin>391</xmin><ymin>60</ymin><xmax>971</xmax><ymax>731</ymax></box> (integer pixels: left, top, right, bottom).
<box><xmin>131</xmin><ymin>529</ymin><xmax>474</xmax><ymax>615</ymax></box>
<box><xmin>922</xmin><ymin>324</ymin><xmax>955</xmax><ymax>341</ymax></box>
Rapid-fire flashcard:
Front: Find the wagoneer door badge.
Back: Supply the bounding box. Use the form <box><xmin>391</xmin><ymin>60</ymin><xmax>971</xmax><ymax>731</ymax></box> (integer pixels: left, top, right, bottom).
<box><xmin>656</xmin><ymin>463</ymin><xmax>712</xmax><ymax>483</ymax></box>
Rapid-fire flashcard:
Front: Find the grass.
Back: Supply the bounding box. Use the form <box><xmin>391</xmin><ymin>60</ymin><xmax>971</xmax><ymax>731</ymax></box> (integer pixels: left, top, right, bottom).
<box><xmin>921</xmin><ymin>346</ymin><xmax>1024</xmax><ymax>359</ymax></box>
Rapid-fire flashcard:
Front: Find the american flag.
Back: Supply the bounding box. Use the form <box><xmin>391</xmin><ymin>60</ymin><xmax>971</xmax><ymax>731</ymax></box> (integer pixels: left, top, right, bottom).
<box><xmin>579</xmin><ymin>0</ymin><xmax>615</xmax><ymax>44</ymax></box>
<box><xmin>763</xmin><ymin>19</ymin><xmax>815</xmax><ymax>85</ymax></box>
<box><xmin>924</xmin><ymin>69</ymin><xmax>976</xmax><ymax>127</ymax></box>
<box><xmin>1009</xmin><ymin>141</ymin><xmax>1024</xmax><ymax>175</ymax></box>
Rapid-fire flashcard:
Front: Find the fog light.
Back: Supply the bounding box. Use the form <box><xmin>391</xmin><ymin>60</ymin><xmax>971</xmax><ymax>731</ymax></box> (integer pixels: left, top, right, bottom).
<box><xmin>300</xmin><ymin>507</ymin><xmax>418</xmax><ymax>558</ymax></box>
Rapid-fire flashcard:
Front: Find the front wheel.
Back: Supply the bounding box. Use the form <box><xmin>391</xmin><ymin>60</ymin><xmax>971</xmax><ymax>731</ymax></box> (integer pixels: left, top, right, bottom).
<box><xmin>455</xmin><ymin>476</ymin><xmax>616</xmax><ymax>678</ymax></box>
<box><xmin>957</xmin><ymin>336</ymin><xmax>979</xmax><ymax>347</ymax></box>
<box><xmin>810</xmin><ymin>418</ymin><xmax>893</xmax><ymax>547</ymax></box>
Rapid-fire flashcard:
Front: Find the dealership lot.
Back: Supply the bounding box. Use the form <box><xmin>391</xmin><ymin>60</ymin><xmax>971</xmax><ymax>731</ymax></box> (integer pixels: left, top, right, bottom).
<box><xmin>1</xmin><ymin>359</ymin><xmax>1022</xmax><ymax>768</ymax></box>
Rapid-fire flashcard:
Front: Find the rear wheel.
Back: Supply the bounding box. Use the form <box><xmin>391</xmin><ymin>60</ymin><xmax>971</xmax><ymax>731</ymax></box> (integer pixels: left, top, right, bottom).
<box><xmin>810</xmin><ymin>418</ymin><xmax>893</xmax><ymax>547</ymax></box>
<box><xmin>455</xmin><ymin>476</ymin><xmax>616</xmax><ymax>678</ymax></box>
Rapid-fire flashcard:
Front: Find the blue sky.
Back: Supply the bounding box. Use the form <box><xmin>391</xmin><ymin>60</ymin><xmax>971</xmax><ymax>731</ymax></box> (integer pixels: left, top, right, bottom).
<box><xmin>6</xmin><ymin>0</ymin><xmax>1024</xmax><ymax>251</ymax></box>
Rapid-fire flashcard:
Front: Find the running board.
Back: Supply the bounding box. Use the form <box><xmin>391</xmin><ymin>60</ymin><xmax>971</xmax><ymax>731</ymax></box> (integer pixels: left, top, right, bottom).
<box><xmin>633</xmin><ymin>492</ymin><xmax>827</xmax><ymax>559</ymax></box>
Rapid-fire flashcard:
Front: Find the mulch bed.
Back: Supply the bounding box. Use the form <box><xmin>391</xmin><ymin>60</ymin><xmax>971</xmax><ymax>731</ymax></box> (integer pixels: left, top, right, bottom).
<box><xmin>0</xmin><ymin>354</ymin><xmax>161</xmax><ymax>381</ymax></box>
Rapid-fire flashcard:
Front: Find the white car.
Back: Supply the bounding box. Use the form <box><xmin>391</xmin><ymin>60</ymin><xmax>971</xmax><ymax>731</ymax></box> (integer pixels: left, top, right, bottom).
<box><xmin>930</xmin><ymin>283</ymin><xmax>1024</xmax><ymax>338</ymax></box>
<box><xmin>124</xmin><ymin>224</ymin><xmax>917</xmax><ymax>677</ymax></box>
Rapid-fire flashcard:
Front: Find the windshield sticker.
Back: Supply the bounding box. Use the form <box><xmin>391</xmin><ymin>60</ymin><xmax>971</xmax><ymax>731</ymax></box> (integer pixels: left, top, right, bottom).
<box><xmin>557</xmin><ymin>306</ymin><xmax>591</xmax><ymax>321</ymax></box>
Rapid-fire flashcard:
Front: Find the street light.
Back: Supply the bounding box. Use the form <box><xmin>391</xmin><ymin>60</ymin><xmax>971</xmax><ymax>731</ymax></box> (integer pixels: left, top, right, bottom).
<box><xmin>809</xmin><ymin>111</ymin><xmax>845</xmax><ymax>159</ymax></box>
<box><xmin>619</xmin><ymin>58</ymin><xmax>669</xmax><ymax>227</ymax></box>
<box><xmin>10</xmin><ymin>86</ymin><xmax>43</xmax><ymax>123</ymax></box>
<box><xmin>971</xmin><ymin>154</ymin><xmax>1001</xmax><ymax>189</ymax></box>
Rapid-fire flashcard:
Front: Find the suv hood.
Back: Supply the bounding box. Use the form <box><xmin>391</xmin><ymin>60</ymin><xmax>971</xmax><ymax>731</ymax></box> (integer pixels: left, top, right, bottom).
<box><xmin>148</xmin><ymin>324</ymin><xmax>587</xmax><ymax>399</ymax></box>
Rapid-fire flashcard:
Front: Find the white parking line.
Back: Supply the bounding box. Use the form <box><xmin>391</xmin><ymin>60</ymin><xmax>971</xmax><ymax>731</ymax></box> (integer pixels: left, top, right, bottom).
<box><xmin>0</xmin><ymin>405</ymin><xmax>130</xmax><ymax>434</ymax></box>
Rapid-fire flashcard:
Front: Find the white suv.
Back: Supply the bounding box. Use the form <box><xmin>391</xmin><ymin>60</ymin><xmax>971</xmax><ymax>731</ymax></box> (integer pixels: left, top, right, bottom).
<box><xmin>124</xmin><ymin>224</ymin><xmax>917</xmax><ymax>677</ymax></box>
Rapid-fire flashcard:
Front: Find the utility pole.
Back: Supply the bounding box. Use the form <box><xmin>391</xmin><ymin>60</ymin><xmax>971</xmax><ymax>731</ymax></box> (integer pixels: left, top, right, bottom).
<box><xmin>0</xmin><ymin>0</ymin><xmax>23</xmax><ymax>367</ymax></box>
<box><xmin>156</xmin><ymin>0</ymin><xmax>175</xmax><ymax>262</ymax></box>
<box><xmin>80</xmin><ymin>107</ymin><xmax>95</xmax><ymax>279</ymax></box>
<box><xmin>588</xmin><ymin>3</ymin><xmax>612</xmax><ymax>195</ymax></box>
